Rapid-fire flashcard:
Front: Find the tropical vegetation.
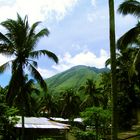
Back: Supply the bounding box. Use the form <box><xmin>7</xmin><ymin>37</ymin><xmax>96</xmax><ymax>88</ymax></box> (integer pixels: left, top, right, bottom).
<box><xmin>0</xmin><ymin>0</ymin><xmax>140</xmax><ymax>140</ymax></box>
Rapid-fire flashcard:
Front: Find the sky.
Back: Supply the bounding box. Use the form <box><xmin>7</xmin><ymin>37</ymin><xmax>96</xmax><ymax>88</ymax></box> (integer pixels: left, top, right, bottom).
<box><xmin>0</xmin><ymin>0</ymin><xmax>137</xmax><ymax>86</ymax></box>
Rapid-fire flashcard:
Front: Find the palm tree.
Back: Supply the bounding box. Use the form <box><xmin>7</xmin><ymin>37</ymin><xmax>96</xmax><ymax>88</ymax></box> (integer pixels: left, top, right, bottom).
<box><xmin>99</xmin><ymin>72</ymin><xmax>111</xmax><ymax>109</ymax></box>
<box><xmin>79</xmin><ymin>79</ymin><xmax>101</xmax><ymax>109</ymax></box>
<box><xmin>14</xmin><ymin>75</ymin><xmax>41</xmax><ymax>116</ymax></box>
<box><xmin>117</xmin><ymin>0</ymin><xmax>140</xmax><ymax>75</ymax></box>
<box><xmin>106</xmin><ymin>48</ymin><xmax>139</xmax><ymax>129</ymax></box>
<box><xmin>0</xmin><ymin>13</ymin><xmax>58</xmax><ymax>103</ymax></box>
<box><xmin>108</xmin><ymin>0</ymin><xmax>117</xmax><ymax>140</ymax></box>
<box><xmin>41</xmin><ymin>93</ymin><xmax>58</xmax><ymax>117</ymax></box>
<box><xmin>0</xmin><ymin>13</ymin><xmax>58</xmax><ymax>140</ymax></box>
<box><xmin>60</xmin><ymin>89</ymin><xmax>81</xmax><ymax>120</ymax></box>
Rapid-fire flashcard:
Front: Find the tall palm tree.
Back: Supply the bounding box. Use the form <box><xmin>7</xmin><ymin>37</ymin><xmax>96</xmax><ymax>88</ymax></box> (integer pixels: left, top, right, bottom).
<box><xmin>117</xmin><ymin>0</ymin><xmax>140</xmax><ymax>75</ymax></box>
<box><xmin>108</xmin><ymin>0</ymin><xmax>117</xmax><ymax>140</ymax></box>
<box><xmin>0</xmin><ymin>13</ymin><xmax>58</xmax><ymax>140</ymax></box>
<box><xmin>0</xmin><ymin>13</ymin><xmax>58</xmax><ymax>104</ymax></box>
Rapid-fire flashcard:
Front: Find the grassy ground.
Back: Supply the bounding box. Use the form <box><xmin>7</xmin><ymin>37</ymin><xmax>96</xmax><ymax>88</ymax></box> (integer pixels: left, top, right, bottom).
<box><xmin>118</xmin><ymin>131</ymin><xmax>140</xmax><ymax>140</ymax></box>
<box><xmin>67</xmin><ymin>133</ymin><xmax>76</xmax><ymax>140</ymax></box>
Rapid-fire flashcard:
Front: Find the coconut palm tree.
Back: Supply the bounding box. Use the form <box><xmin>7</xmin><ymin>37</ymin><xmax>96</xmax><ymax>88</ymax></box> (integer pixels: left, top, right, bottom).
<box><xmin>108</xmin><ymin>0</ymin><xmax>117</xmax><ymax>140</ymax></box>
<box><xmin>0</xmin><ymin>13</ymin><xmax>58</xmax><ymax>104</ymax></box>
<box><xmin>79</xmin><ymin>79</ymin><xmax>101</xmax><ymax>109</ymax></box>
<box><xmin>0</xmin><ymin>13</ymin><xmax>58</xmax><ymax>140</ymax></box>
<box><xmin>117</xmin><ymin>0</ymin><xmax>140</xmax><ymax>75</ymax></box>
<box><xmin>60</xmin><ymin>89</ymin><xmax>81</xmax><ymax>120</ymax></box>
<box><xmin>14</xmin><ymin>75</ymin><xmax>41</xmax><ymax>116</ymax></box>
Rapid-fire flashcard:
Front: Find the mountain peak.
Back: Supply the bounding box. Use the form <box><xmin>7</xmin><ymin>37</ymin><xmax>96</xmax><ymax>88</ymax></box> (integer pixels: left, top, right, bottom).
<box><xmin>46</xmin><ymin>65</ymin><xmax>109</xmax><ymax>94</ymax></box>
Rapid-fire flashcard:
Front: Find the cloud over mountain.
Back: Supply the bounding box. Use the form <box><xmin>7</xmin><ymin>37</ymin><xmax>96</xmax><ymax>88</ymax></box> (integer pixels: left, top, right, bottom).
<box><xmin>52</xmin><ymin>49</ymin><xmax>109</xmax><ymax>73</ymax></box>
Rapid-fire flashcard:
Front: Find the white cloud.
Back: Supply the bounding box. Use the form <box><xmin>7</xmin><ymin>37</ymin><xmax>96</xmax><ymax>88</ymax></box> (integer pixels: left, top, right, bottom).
<box><xmin>37</xmin><ymin>67</ymin><xmax>56</xmax><ymax>79</ymax></box>
<box><xmin>0</xmin><ymin>0</ymin><xmax>79</xmax><ymax>23</ymax></box>
<box><xmin>52</xmin><ymin>49</ymin><xmax>109</xmax><ymax>73</ymax></box>
<box><xmin>0</xmin><ymin>49</ymin><xmax>109</xmax><ymax>79</ymax></box>
<box><xmin>35</xmin><ymin>49</ymin><xmax>109</xmax><ymax>78</ymax></box>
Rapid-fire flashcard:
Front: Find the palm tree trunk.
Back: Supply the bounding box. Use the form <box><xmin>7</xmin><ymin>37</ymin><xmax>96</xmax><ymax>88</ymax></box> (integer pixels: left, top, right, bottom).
<box><xmin>95</xmin><ymin>115</ymin><xmax>99</xmax><ymax>140</ymax></box>
<box><xmin>108</xmin><ymin>0</ymin><xmax>118</xmax><ymax>140</ymax></box>
<box><xmin>19</xmin><ymin>62</ymin><xmax>25</xmax><ymax>140</ymax></box>
<box><xmin>21</xmin><ymin>114</ymin><xmax>25</xmax><ymax>140</ymax></box>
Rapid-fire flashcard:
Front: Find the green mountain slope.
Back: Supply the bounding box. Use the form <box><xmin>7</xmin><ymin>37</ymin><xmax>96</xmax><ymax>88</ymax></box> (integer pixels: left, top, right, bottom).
<box><xmin>46</xmin><ymin>65</ymin><xmax>109</xmax><ymax>94</ymax></box>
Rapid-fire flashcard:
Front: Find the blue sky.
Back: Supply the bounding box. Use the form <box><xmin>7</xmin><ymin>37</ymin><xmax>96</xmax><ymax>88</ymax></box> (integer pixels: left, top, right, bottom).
<box><xmin>0</xmin><ymin>0</ymin><xmax>137</xmax><ymax>86</ymax></box>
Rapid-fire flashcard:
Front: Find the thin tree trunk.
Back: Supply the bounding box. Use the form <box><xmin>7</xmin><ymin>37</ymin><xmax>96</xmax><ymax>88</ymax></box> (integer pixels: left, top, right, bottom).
<box><xmin>95</xmin><ymin>115</ymin><xmax>99</xmax><ymax>140</ymax></box>
<box><xmin>19</xmin><ymin>63</ymin><xmax>25</xmax><ymax>140</ymax></box>
<box><xmin>108</xmin><ymin>0</ymin><xmax>118</xmax><ymax>140</ymax></box>
<box><xmin>21</xmin><ymin>114</ymin><xmax>25</xmax><ymax>140</ymax></box>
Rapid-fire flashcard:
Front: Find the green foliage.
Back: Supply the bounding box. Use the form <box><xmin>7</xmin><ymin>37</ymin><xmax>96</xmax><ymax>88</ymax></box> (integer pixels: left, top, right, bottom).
<box><xmin>0</xmin><ymin>87</ymin><xmax>19</xmax><ymax>139</ymax></box>
<box><xmin>99</xmin><ymin>72</ymin><xmax>111</xmax><ymax>109</ymax></box>
<box><xmin>60</xmin><ymin>88</ymin><xmax>81</xmax><ymax>119</ymax></box>
<box><xmin>72</xmin><ymin>127</ymin><xmax>96</xmax><ymax>140</ymax></box>
<box><xmin>115</xmin><ymin>49</ymin><xmax>140</xmax><ymax>130</ymax></box>
<box><xmin>117</xmin><ymin>0</ymin><xmax>140</xmax><ymax>78</ymax></box>
<box><xmin>81</xmin><ymin>106</ymin><xmax>111</xmax><ymax>133</ymax></box>
<box><xmin>40</xmin><ymin>92</ymin><xmax>60</xmax><ymax>117</ymax></box>
<box><xmin>79</xmin><ymin>79</ymin><xmax>102</xmax><ymax>109</ymax></box>
<box><xmin>72</xmin><ymin>106</ymin><xmax>111</xmax><ymax>140</ymax></box>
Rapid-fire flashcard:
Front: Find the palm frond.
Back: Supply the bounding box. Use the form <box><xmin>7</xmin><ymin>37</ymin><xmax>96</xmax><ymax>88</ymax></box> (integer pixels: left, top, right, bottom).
<box><xmin>128</xmin><ymin>63</ymin><xmax>136</xmax><ymax>78</ymax></box>
<box><xmin>30</xmin><ymin>29</ymin><xmax>49</xmax><ymax>48</ymax></box>
<box><xmin>22</xmin><ymin>79</ymin><xmax>38</xmax><ymax>95</ymax></box>
<box><xmin>35</xmin><ymin>28</ymin><xmax>49</xmax><ymax>38</ymax></box>
<box><xmin>28</xmin><ymin>21</ymin><xmax>41</xmax><ymax>38</ymax></box>
<box><xmin>17</xmin><ymin>13</ymin><xmax>24</xmax><ymax>25</ymax></box>
<box><xmin>24</xmin><ymin>15</ymin><xmax>29</xmax><ymax>31</ymax></box>
<box><xmin>0</xmin><ymin>61</ymin><xmax>10</xmax><ymax>73</ymax></box>
<box><xmin>105</xmin><ymin>53</ymin><xmax>121</xmax><ymax>67</ymax></box>
<box><xmin>0</xmin><ymin>32</ymin><xmax>11</xmax><ymax>44</ymax></box>
<box><xmin>28</xmin><ymin>63</ymin><xmax>47</xmax><ymax>91</ymax></box>
<box><xmin>105</xmin><ymin>58</ymin><xmax>111</xmax><ymax>67</ymax></box>
<box><xmin>0</xmin><ymin>44</ymin><xmax>15</xmax><ymax>56</ymax></box>
<box><xmin>134</xmin><ymin>47</ymin><xmax>140</xmax><ymax>66</ymax></box>
<box><xmin>129</xmin><ymin>47</ymin><xmax>140</xmax><ymax>77</ymax></box>
<box><xmin>2</xmin><ymin>14</ymin><xmax>29</xmax><ymax>48</ymax></box>
<box><xmin>25</xmin><ymin>23</ymin><xmax>49</xmax><ymax>52</ymax></box>
<box><xmin>29</xmin><ymin>50</ymin><xmax>58</xmax><ymax>63</ymax></box>
<box><xmin>1</xmin><ymin>19</ymin><xmax>18</xmax><ymax>35</ymax></box>
<box><xmin>118</xmin><ymin>0</ymin><xmax>140</xmax><ymax>18</ymax></box>
<box><xmin>26</xmin><ymin>59</ymin><xmax>38</xmax><ymax>68</ymax></box>
<box><xmin>0</xmin><ymin>33</ymin><xmax>14</xmax><ymax>55</ymax></box>
<box><xmin>117</xmin><ymin>25</ymin><xmax>140</xmax><ymax>50</ymax></box>
<box><xmin>17</xmin><ymin>13</ymin><xmax>28</xmax><ymax>34</ymax></box>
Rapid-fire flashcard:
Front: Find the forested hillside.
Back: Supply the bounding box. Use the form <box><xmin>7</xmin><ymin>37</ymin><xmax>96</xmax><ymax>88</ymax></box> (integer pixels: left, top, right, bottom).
<box><xmin>46</xmin><ymin>65</ymin><xmax>109</xmax><ymax>93</ymax></box>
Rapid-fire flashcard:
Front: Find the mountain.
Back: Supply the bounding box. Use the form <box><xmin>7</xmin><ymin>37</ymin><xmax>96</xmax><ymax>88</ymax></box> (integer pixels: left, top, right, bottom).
<box><xmin>45</xmin><ymin>65</ymin><xmax>109</xmax><ymax>94</ymax></box>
